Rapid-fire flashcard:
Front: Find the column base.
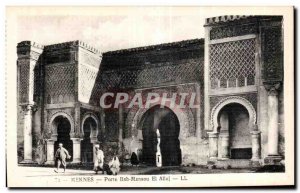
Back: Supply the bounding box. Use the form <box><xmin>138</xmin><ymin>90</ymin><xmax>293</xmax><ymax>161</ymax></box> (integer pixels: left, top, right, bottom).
<box><xmin>71</xmin><ymin>159</ymin><xmax>81</xmax><ymax>164</ymax></box>
<box><xmin>250</xmin><ymin>160</ymin><xmax>261</xmax><ymax>167</ymax></box>
<box><xmin>218</xmin><ymin>157</ymin><xmax>230</xmax><ymax>161</ymax></box>
<box><xmin>209</xmin><ymin>157</ymin><xmax>218</xmax><ymax>161</ymax></box>
<box><xmin>20</xmin><ymin>159</ymin><xmax>37</xmax><ymax>164</ymax></box>
<box><xmin>44</xmin><ymin>161</ymin><xmax>55</xmax><ymax>165</ymax></box>
<box><xmin>264</xmin><ymin>155</ymin><xmax>282</xmax><ymax>165</ymax></box>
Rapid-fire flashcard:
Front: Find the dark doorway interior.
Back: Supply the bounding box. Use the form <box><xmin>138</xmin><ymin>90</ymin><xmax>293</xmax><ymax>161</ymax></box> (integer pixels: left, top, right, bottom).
<box><xmin>141</xmin><ymin>105</ymin><xmax>181</xmax><ymax>166</ymax></box>
<box><xmin>54</xmin><ymin>116</ymin><xmax>73</xmax><ymax>162</ymax></box>
<box><xmin>81</xmin><ymin>117</ymin><xmax>95</xmax><ymax>163</ymax></box>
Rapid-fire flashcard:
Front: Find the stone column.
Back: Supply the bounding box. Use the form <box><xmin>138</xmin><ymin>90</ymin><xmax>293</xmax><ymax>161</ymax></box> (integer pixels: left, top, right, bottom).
<box><xmin>17</xmin><ymin>41</ymin><xmax>44</xmax><ymax>163</ymax></box>
<box><xmin>218</xmin><ymin>133</ymin><xmax>229</xmax><ymax>160</ymax></box>
<box><xmin>208</xmin><ymin>132</ymin><xmax>219</xmax><ymax>159</ymax></box>
<box><xmin>251</xmin><ymin>130</ymin><xmax>261</xmax><ymax>161</ymax></box>
<box><xmin>264</xmin><ymin>83</ymin><xmax>282</xmax><ymax>164</ymax></box>
<box><xmin>71</xmin><ymin>138</ymin><xmax>82</xmax><ymax>163</ymax></box>
<box><xmin>45</xmin><ymin>139</ymin><xmax>55</xmax><ymax>165</ymax></box>
<box><xmin>20</xmin><ymin>104</ymin><xmax>36</xmax><ymax>163</ymax></box>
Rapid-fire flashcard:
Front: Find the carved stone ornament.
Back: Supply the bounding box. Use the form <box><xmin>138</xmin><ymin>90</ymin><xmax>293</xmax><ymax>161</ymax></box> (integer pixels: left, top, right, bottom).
<box><xmin>21</xmin><ymin>104</ymin><xmax>38</xmax><ymax>113</ymax></box>
<box><xmin>264</xmin><ymin>82</ymin><xmax>282</xmax><ymax>96</ymax></box>
<box><xmin>210</xmin><ymin>96</ymin><xmax>257</xmax><ymax>132</ymax></box>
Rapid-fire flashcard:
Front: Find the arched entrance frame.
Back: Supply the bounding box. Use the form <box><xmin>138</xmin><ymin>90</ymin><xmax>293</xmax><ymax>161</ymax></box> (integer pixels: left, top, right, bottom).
<box><xmin>208</xmin><ymin>96</ymin><xmax>261</xmax><ymax>161</ymax></box>
<box><xmin>125</xmin><ymin>100</ymin><xmax>195</xmax><ymax>166</ymax></box>
<box><xmin>211</xmin><ymin>96</ymin><xmax>257</xmax><ymax>132</ymax></box>
<box><xmin>81</xmin><ymin>113</ymin><xmax>100</xmax><ymax>163</ymax></box>
<box><xmin>45</xmin><ymin>111</ymin><xmax>82</xmax><ymax>164</ymax></box>
<box><xmin>48</xmin><ymin>111</ymin><xmax>74</xmax><ymax>140</ymax></box>
<box><xmin>81</xmin><ymin>113</ymin><xmax>99</xmax><ymax>143</ymax></box>
<box><xmin>128</xmin><ymin>100</ymin><xmax>195</xmax><ymax>141</ymax></box>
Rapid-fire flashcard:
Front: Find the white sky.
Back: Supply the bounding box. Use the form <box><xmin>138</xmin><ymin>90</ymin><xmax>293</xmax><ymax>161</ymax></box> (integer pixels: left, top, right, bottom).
<box><xmin>16</xmin><ymin>8</ymin><xmax>208</xmax><ymax>52</ymax></box>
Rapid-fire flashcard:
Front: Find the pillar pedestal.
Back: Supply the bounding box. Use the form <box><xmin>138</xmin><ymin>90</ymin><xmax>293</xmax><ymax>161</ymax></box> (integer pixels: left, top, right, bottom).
<box><xmin>208</xmin><ymin>132</ymin><xmax>219</xmax><ymax>160</ymax></box>
<box><xmin>251</xmin><ymin>130</ymin><xmax>261</xmax><ymax>161</ymax></box>
<box><xmin>45</xmin><ymin>139</ymin><xmax>55</xmax><ymax>165</ymax></box>
<box><xmin>218</xmin><ymin>133</ymin><xmax>229</xmax><ymax>160</ymax></box>
<box><xmin>71</xmin><ymin>138</ymin><xmax>82</xmax><ymax>163</ymax></box>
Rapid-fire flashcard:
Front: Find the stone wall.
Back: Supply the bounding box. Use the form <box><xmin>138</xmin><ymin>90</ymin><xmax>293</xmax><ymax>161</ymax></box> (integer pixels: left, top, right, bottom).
<box><xmin>205</xmin><ymin>16</ymin><xmax>284</xmax><ymax>164</ymax></box>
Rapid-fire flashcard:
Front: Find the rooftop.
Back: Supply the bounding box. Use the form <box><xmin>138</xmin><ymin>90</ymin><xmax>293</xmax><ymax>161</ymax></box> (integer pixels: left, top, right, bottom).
<box><xmin>104</xmin><ymin>38</ymin><xmax>204</xmax><ymax>55</ymax></box>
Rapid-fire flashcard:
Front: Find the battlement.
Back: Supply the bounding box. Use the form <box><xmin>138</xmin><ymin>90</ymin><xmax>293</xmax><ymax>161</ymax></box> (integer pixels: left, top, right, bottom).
<box><xmin>205</xmin><ymin>15</ymin><xmax>254</xmax><ymax>26</ymax></box>
<box><xmin>205</xmin><ymin>15</ymin><xmax>283</xmax><ymax>26</ymax></box>
<box><xmin>17</xmin><ymin>41</ymin><xmax>44</xmax><ymax>50</ymax></box>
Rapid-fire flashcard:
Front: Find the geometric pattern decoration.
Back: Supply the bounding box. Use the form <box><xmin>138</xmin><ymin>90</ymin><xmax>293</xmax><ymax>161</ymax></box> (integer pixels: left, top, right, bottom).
<box><xmin>210</xmin><ymin>95</ymin><xmax>257</xmax><ymax>132</ymax></box>
<box><xmin>79</xmin><ymin>51</ymin><xmax>101</xmax><ymax>68</ymax></box>
<box><xmin>261</xmin><ymin>27</ymin><xmax>283</xmax><ymax>83</ymax></box>
<box><xmin>78</xmin><ymin>64</ymin><xmax>98</xmax><ymax>103</ymax></box>
<box><xmin>210</xmin><ymin>24</ymin><xmax>257</xmax><ymax>40</ymax></box>
<box><xmin>19</xmin><ymin>62</ymin><xmax>30</xmax><ymax>103</ymax></box>
<box><xmin>209</xmin><ymin>38</ymin><xmax>256</xmax><ymax>88</ymax></box>
<box><xmin>45</xmin><ymin>64</ymin><xmax>75</xmax><ymax>104</ymax></box>
<box><xmin>100</xmin><ymin>58</ymin><xmax>203</xmax><ymax>89</ymax></box>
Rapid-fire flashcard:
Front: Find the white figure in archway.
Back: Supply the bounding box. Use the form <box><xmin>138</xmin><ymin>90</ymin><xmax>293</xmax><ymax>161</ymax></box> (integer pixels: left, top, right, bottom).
<box><xmin>156</xmin><ymin>129</ymin><xmax>162</xmax><ymax>167</ymax></box>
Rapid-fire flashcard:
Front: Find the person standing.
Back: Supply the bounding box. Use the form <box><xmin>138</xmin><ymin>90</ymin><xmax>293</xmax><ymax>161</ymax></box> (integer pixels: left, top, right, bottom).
<box><xmin>94</xmin><ymin>144</ymin><xmax>104</xmax><ymax>174</ymax></box>
<box><xmin>54</xmin><ymin>143</ymin><xmax>71</xmax><ymax>173</ymax></box>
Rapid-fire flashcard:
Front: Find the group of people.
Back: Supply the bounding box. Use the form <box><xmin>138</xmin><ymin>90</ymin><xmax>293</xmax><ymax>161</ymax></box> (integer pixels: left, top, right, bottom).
<box><xmin>54</xmin><ymin>143</ymin><xmax>120</xmax><ymax>175</ymax></box>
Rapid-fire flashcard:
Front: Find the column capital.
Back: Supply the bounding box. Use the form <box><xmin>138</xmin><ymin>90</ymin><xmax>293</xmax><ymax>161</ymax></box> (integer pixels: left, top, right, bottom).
<box><xmin>20</xmin><ymin>104</ymin><xmax>38</xmax><ymax>113</ymax></box>
<box><xmin>263</xmin><ymin>81</ymin><xmax>282</xmax><ymax>96</ymax></box>
<box><xmin>71</xmin><ymin>138</ymin><xmax>83</xmax><ymax>143</ymax></box>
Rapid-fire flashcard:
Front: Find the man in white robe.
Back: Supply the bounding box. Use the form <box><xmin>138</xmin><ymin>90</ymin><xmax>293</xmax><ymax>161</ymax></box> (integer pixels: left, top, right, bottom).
<box><xmin>94</xmin><ymin>144</ymin><xmax>104</xmax><ymax>174</ymax></box>
<box><xmin>109</xmin><ymin>155</ymin><xmax>120</xmax><ymax>175</ymax></box>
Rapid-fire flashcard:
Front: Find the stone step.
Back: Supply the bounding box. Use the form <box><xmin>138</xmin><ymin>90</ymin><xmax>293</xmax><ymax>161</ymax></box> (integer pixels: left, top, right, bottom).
<box><xmin>213</xmin><ymin>159</ymin><xmax>260</xmax><ymax>169</ymax></box>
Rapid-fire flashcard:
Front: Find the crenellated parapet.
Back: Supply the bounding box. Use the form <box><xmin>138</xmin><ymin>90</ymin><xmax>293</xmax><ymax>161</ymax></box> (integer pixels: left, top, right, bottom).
<box><xmin>17</xmin><ymin>41</ymin><xmax>44</xmax><ymax>61</ymax></box>
<box><xmin>205</xmin><ymin>15</ymin><xmax>253</xmax><ymax>26</ymax></box>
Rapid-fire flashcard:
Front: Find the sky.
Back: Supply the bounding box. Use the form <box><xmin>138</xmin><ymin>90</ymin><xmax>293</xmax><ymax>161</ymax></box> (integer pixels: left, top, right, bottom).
<box><xmin>16</xmin><ymin>7</ymin><xmax>207</xmax><ymax>52</ymax></box>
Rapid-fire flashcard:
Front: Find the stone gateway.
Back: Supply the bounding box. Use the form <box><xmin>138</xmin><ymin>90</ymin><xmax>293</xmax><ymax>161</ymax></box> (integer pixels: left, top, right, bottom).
<box><xmin>17</xmin><ymin>16</ymin><xmax>284</xmax><ymax>169</ymax></box>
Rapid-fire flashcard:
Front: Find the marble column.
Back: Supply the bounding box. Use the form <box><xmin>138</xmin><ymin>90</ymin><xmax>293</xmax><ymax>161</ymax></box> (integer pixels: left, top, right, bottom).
<box><xmin>264</xmin><ymin>83</ymin><xmax>282</xmax><ymax>164</ymax></box>
<box><xmin>251</xmin><ymin>130</ymin><xmax>261</xmax><ymax>161</ymax></box>
<box><xmin>219</xmin><ymin>133</ymin><xmax>229</xmax><ymax>160</ymax></box>
<box><xmin>71</xmin><ymin>138</ymin><xmax>82</xmax><ymax>163</ymax></box>
<box><xmin>45</xmin><ymin>139</ymin><xmax>55</xmax><ymax>165</ymax></box>
<box><xmin>20</xmin><ymin>104</ymin><xmax>36</xmax><ymax>163</ymax></box>
<box><xmin>208</xmin><ymin>132</ymin><xmax>219</xmax><ymax>159</ymax></box>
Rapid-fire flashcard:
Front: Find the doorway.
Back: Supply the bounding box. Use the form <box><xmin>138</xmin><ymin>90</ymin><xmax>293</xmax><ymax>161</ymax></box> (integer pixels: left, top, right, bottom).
<box><xmin>140</xmin><ymin>105</ymin><xmax>181</xmax><ymax>166</ymax></box>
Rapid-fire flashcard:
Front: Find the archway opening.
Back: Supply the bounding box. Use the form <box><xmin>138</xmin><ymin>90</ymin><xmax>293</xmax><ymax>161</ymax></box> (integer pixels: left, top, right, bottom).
<box><xmin>81</xmin><ymin>117</ymin><xmax>96</xmax><ymax>163</ymax></box>
<box><xmin>140</xmin><ymin>105</ymin><xmax>181</xmax><ymax>166</ymax></box>
<box><xmin>53</xmin><ymin>116</ymin><xmax>73</xmax><ymax>162</ymax></box>
<box><xmin>218</xmin><ymin>103</ymin><xmax>252</xmax><ymax>159</ymax></box>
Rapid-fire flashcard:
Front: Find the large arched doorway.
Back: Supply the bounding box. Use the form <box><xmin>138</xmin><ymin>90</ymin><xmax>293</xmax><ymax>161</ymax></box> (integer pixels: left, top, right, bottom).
<box><xmin>81</xmin><ymin>117</ymin><xmax>96</xmax><ymax>163</ymax></box>
<box><xmin>140</xmin><ymin>105</ymin><xmax>181</xmax><ymax>166</ymax></box>
<box><xmin>53</xmin><ymin>116</ymin><xmax>73</xmax><ymax>162</ymax></box>
<box><xmin>218</xmin><ymin>103</ymin><xmax>252</xmax><ymax>159</ymax></box>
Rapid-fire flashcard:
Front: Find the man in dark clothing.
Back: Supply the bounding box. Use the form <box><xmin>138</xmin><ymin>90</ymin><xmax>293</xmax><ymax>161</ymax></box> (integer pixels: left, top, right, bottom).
<box><xmin>131</xmin><ymin>152</ymin><xmax>139</xmax><ymax>166</ymax></box>
<box><xmin>54</xmin><ymin>143</ymin><xmax>71</xmax><ymax>173</ymax></box>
